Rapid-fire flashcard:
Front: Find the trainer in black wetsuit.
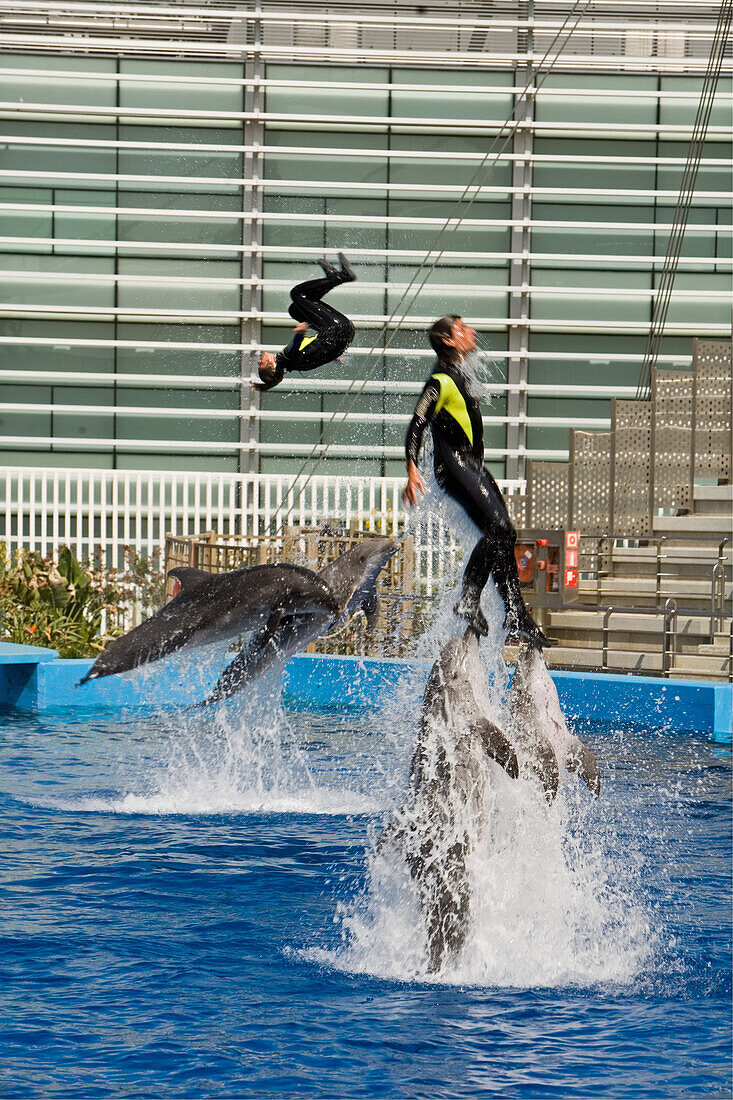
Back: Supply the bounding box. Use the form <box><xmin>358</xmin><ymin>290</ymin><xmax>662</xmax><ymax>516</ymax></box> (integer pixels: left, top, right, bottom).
<box><xmin>256</xmin><ymin>253</ymin><xmax>356</xmax><ymax>390</ymax></box>
<box><xmin>403</xmin><ymin>314</ymin><xmax>550</xmax><ymax>648</ymax></box>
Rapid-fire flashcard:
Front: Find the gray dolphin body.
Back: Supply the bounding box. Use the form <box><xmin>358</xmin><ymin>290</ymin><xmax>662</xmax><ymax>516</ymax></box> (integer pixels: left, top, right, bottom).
<box><xmin>506</xmin><ymin>644</ymin><xmax>601</xmax><ymax>799</ymax></box>
<box><xmin>77</xmin><ymin>562</ymin><xmax>339</xmax><ymax>687</ymax></box>
<box><xmin>378</xmin><ymin>628</ymin><xmax>518</xmax><ymax>972</ymax></box>
<box><xmin>79</xmin><ymin>538</ymin><xmax>399</xmax><ymax>703</ymax></box>
<box><xmin>199</xmin><ymin>537</ymin><xmax>399</xmax><ymax>705</ymax></box>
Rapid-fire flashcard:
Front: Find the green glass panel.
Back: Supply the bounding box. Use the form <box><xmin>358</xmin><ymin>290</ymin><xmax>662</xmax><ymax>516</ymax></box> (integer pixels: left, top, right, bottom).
<box><xmin>532</xmin><ymin>137</ymin><xmax>657</xmax><ymax>195</ymax></box>
<box><xmin>0</xmin><ymin>54</ymin><xmax>116</xmax><ymax>107</ymax></box>
<box><xmin>119</xmin><ymin>60</ymin><xmax>243</xmax><ymax>114</ymax></box>
<box><xmin>0</xmin><ymin>252</ymin><xmax>114</xmax><ymax>307</ymax></box>
<box><xmin>119</xmin><ymin>140</ymin><xmax>243</xmax><ymax>182</ymax></box>
<box><xmin>536</xmin><ymin>73</ymin><xmax>658</xmax><ymax>127</ymax></box>
<box><xmin>0</xmin><ymin>450</ymin><xmax>114</xmax><ymax>469</ymax></box>
<box><xmin>116</xmin><ymin>453</ymin><xmax>239</xmax><ymax>473</ymax></box>
<box><xmin>531</xmin><ymin>268</ymin><xmax>651</xmax><ymax>324</ymax></box>
<box><xmin>387</xmin><ymin>262</ymin><xmax>508</xmax><ymax>322</ymax></box>
<box><xmin>659</xmin><ymin>272</ymin><xmax>731</xmax><ymax>325</ymax></box>
<box><xmin>391</xmin><ymin>68</ymin><xmax>513</xmax><ymax>122</ymax></box>
<box><xmin>0</xmin><ymin>405</ymin><xmax>51</xmax><ymax>438</ymax></box>
<box><xmin>532</xmin><ymin>202</ymin><xmax>654</xmax><ymax>257</ymax></box>
<box><xmin>116</xmin><ymin>258</ymin><xmax>239</xmax><ymax>312</ymax></box>
<box><xmin>0</xmin><ymin>340</ymin><xmax>114</xmax><ymax>374</ymax></box>
<box><xmin>1</xmin><ymin>139</ymin><xmax>116</xmax><ymax>179</ymax></box>
<box><xmin>265</xmin><ymin>64</ymin><xmax>390</xmax><ymax>119</ymax></box>
<box><xmin>389</xmin><ymin>132</ymin><xmax>512</xmax><ymax>189</ymax></box>
<box><xmin>115</xmin><ymin>411</ymin><xmax>237</xmax><ymax>444</ymax></box>
<box><xmin>54</xmin><ymin>382</ymin><xmax>114</xmax><ymax>439</ymax></box>
<box><xmin>659</xmin><ymin>76</ymin><xmax>732</xmax><ymax>131</ymax></box>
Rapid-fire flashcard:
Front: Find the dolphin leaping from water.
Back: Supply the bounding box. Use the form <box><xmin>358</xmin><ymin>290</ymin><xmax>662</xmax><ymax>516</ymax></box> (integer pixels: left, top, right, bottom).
<box><xmin>77</xmin><ymin>538</ymin><xmax>398</xmax><ymax>704</ymax></box>
<box><xmin>377</xmin><ymin>628</ymin><xmax>519</xmax><ymax>973</ymax></box>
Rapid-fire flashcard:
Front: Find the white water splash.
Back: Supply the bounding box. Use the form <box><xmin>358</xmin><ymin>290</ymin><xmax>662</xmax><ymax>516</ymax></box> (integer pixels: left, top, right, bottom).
<box><xmin>42</xmin><ymin>671</ymin><xmax>390</xmax><ymax>817</ymax></box>
<box><xmin>316</xmin><ymin>620</ymin><xmax>656</xmax><ymax>988</ymax></box>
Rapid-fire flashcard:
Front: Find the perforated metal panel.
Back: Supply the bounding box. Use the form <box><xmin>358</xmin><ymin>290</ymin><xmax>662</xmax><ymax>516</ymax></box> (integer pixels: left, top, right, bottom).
<box><xmin>569</xmin><ymin>430</ymin><xmax>611</xmax><ymax>535</ymax></box>
<box><xmin>652</xmin><ymin>368</ymin><xmax>693</xmax><ymax>512</ymax></box>
<box><xmin>526</xmin><ymin>461</ymin><xmax>569</xmax><ymax>530</ymax></box>
<box><xmin>611</xmin><ymin>399</ymin><xmax>652</xmax><ymax>537</ymax></box>
<box><xmin>693</xmin><ymin>339</ymin><xmax>732</xmax><ymax>482</ymax></box>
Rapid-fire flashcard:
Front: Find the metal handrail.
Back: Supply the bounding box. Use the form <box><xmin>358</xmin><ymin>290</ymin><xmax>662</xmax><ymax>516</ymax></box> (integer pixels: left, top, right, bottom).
<box><xmin>602</xmin><ymin>606</ymin><xmax>614</xmax><ymax>669</ymax></box>
<box><xmin>711</xmin><ymin>537</ymin><xmax>730</xmax><ymax>638</ymax></box>
<box><xmin>663</xmin><ymin>598</ymin><xmax>678</xmax><ymax>677</ymax></box>
<box><xmin>581</xmin><ymin>531</ymin><xmax>731</xmax><ymax>611</ymax></box>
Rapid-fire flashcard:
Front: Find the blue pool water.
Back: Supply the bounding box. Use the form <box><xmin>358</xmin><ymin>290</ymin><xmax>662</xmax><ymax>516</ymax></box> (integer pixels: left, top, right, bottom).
<box><xmin>0</xmin><ymin>696</ymin><xmax>730</xmax><ymax>1099</ymax></box>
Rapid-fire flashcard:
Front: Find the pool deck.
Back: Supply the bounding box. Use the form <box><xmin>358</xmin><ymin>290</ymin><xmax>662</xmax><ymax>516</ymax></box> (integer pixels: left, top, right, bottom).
<box><xmin>0</xmin><ymin>641</ymin><xmax>730</xmax><ymax>742</ymax></box>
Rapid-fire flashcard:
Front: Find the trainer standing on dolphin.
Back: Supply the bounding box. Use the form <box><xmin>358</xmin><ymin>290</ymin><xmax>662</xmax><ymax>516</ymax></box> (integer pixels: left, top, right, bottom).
<box><xmin>402</xmin><ymin>314</ymin><xmax>550</xmax><ymax>648</ymax></box>
<box><xmin>256</xmin><ymin>253</ymin><xmax>357</xmax><ymax>390</ymax></box>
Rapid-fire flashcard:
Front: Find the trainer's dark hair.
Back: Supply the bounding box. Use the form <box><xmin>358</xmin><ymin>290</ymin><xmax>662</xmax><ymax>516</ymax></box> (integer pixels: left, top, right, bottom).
<box><xmin>428</xmin><ymin>314</ymin><xmax>461</xmax><ymax>364</ymax></box>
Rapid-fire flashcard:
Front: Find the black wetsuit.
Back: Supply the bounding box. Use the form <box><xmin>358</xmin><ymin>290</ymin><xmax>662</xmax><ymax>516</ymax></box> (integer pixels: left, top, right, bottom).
<box><xmin>275</xmin><ymin>270</ymin><xmax>355</xmax><ymax>377</ymax></box>
<box><xmin>405</xmin><ymin>358</ymin><xmax>530</xmax><ymax>631</ymax></box>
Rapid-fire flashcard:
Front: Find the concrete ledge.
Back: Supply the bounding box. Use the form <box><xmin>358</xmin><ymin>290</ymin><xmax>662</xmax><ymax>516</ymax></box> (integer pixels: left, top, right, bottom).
<box><xmin>0</xmin><ymin>644</ymin><xmax>730</xmax><ymax>743</ymax></box>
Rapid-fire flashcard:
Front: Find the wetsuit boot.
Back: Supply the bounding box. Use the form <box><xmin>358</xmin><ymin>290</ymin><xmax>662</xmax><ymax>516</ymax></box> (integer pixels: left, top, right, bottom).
<box><xmin>318</xmin><ymin>254</ymin><xmax>357</xmax><ymax>284</ymax></box>
<box><xmin>493</xmin><ymin>545</ymin><xmax>555</xmax><ymax>649</ymax></box>
<box><xmin>337</xmin><ymin>252</ymin><xmax>357</xmax><ymax>282</ymax></box>
<box><xmin>454</xmin><ymin>584</ymin><xmax>489</xmax><ymax>637</ymax></box>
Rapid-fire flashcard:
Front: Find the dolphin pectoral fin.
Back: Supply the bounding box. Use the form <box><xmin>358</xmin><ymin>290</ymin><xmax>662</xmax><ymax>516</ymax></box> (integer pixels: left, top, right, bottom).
<box><xmin>535</xmin><ymin>741</ymin><xmax>560</xmax><ymax>803</ymax></box>
<box><xmin>567</xmin><ymin>740</ymin><xmax>601</xmax><ymax>797</ymax></box>
<box><xmin>266</xmin><ymin>608</ymin><xmax>284</xmax><ymax>633</ymax></box>
<box><xmin>472</xmin><ymin>718</ymin><xmax>519</xmax><ymax>780</ymax></box>
<box><xmin>360</xmin><ymin>588</ymin><xmax>379</xmax><ymax>630</ymax></box>
<box><xmin>201</xmin><ymin>627</ymin><xmax>282</xmax><ymax>706</ymax></box>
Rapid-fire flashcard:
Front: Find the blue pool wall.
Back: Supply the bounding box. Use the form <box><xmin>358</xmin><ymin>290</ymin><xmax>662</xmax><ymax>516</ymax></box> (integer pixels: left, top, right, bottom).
<box><xmin>0</xmin><ymin>642</ymin><xmax>730</xmax><ymax>742</ymax></box>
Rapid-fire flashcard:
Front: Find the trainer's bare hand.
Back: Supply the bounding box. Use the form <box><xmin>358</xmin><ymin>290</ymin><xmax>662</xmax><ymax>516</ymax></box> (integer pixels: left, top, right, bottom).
<box><xmin>402</xmin><ymin>461</ymin><xmax>426</xmax><ymax>507</ymax></box>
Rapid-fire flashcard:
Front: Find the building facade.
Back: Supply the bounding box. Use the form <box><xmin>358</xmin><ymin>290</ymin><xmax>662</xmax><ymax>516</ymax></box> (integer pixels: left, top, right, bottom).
<box><xmin>0</xmin><ymin>0</ymin><xmax>730</xmax><ymax>489</ymax></box>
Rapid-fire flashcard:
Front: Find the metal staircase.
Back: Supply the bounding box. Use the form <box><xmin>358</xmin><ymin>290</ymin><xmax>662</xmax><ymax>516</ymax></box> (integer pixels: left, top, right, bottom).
<box><xmin>518</xmin><ymin>339</ymin><xmax>732</xmax><ymax>681</ymax></box>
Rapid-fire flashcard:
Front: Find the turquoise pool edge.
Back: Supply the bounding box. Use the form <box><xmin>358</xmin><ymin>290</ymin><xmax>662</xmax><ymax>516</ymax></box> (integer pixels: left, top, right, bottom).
<box><xmin>0</xmin><ymin>642</ymin><xmax>730</xmax><ymax>742</ymax></box>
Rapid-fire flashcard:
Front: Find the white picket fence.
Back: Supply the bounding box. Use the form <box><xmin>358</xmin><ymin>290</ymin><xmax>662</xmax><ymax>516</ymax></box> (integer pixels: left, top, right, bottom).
<box><xmin>1</xmin><ymin>466</ymin><xmax>525</xmax><ymax>596</ymax></box>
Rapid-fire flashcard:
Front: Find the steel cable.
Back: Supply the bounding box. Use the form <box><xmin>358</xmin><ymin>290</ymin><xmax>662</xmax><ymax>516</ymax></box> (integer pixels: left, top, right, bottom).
<box><xmin>636</xmin><ymin>0</ymin><xmax>732</xmax><ymax>402</ymax></box>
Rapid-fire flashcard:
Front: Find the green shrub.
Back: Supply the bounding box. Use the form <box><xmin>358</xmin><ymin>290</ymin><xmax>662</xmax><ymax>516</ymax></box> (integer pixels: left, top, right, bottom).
<box><xmin>0</xmin><ymin>545</ymin><xmax>164</xmax><ymax>659</ymax></box>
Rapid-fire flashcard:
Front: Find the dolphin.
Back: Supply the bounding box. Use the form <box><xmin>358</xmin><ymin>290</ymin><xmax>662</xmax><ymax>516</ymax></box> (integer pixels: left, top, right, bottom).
<box><xmin>78</xmin><ymin>538</ymin><xmax>399</xmax><ymax>703</ymax></box>
<box><xmin>377</xmin><ymin>628</ymin><xmax>518</xmax><ymax>972</ymax></box>
<box><xmin>200</xmin><ymin>536</ymin><xmax>399</xmax><ymax>706</ymax></box>
<box><xmin>77</xmin><ymin>561</ymin><xmax>340</xmax><ymax>687</ymax></box>
<box><xmin>506</xmin><ymin>644</ymin><xmax>601</xmax><ymax>800</ymax></box>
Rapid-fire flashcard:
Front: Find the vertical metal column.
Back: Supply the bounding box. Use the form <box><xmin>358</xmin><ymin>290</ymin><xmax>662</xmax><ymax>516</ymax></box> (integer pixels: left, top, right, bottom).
<box><xmin>239</xmin><ymin>3</ymin><xmax>264</xmax><ymax>486</ymax></box>
<box><xmin>506</xmin><ymin>0</ymin><xmax>534</xmax><ymax>484</ymax></box>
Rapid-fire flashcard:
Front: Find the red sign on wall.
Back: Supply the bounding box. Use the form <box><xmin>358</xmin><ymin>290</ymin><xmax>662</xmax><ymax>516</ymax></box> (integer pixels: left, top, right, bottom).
<box><xmin>565</xmin><ymin>530</ymin><xmax>579</xmax><ymax>550</ymax></box>
<box><xmin>564</xmin><ymin>567</ymin><xmax>578</xmax><ymax>588</ymax></box>
<box><xmin>566</xmin><ymin>548</ymin><xmax>578</xmax><ymax>568</ymax></box>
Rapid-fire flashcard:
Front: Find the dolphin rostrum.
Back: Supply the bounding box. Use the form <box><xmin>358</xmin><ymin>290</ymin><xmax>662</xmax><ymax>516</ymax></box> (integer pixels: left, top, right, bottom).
<box><xmin>200</xmin><ymin>537</ymin><xmax>399</xmax><ymax>706</ymax></box>
<box><xmin>377</xmin><ymin>628</ymin><xmax>518</xmax><ymax>973</ymax></box>
<box><xmin>506</xmin><ymin>644</ymin><xmax>601</xmax><ymax>800</ymax></box>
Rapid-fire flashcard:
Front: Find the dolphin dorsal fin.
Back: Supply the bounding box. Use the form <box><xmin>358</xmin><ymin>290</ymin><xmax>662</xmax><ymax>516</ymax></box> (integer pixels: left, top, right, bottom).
<box><xmin>168</xmin><ymin>566</ymin><xmax>210</xmax><ymax>595</ymax></box>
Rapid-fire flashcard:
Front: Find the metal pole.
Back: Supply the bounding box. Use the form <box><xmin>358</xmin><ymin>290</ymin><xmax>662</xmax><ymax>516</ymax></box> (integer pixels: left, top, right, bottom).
<box><xmin>602</xmin><ymin>606</ymin><xmax>613</xmax><ymax>671</ymax></box>
<box><xmin>506</xmin><ymin>0</ymin><xmax>534</xmax><ymax>484</ymax></box>
<box><xmin>663</xmin><ymin>596</ymin><xmax>677</xmax><ymax>677</ymax></box>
